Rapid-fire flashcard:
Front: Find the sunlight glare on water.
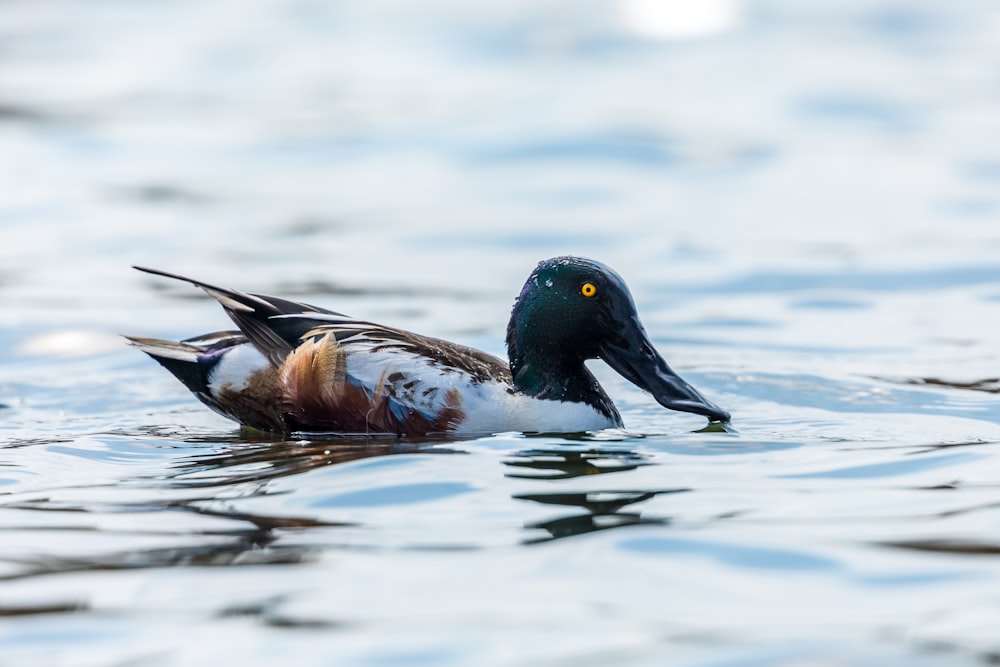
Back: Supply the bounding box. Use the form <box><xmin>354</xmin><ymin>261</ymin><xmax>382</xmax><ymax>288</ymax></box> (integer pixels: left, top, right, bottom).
<box><xmin>1</xmin><ymin>0</ymin><xmax>1000</xmax><ymax>666</ymax></box>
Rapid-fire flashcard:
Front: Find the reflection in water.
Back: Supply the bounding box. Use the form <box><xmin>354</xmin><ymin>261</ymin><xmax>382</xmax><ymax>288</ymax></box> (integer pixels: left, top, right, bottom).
<box><xmin>162</xmin><ymin>436</ymin><xmax>464</xmax><ymax>488</ymax></box>
<box><xmin>525</xmin><ymin>512</ymin><xmax>664</xmax><ymax>543</ymax></box>
<box><xmin>886</xmin><ymin>377</ymin><xmax>1000</xmax><ymax>395</ymax></box>
<box><xmin>881</xmin><ymin>539</ymin><xmax>1000</xmax><ymax>556</ymax></box>
<box><xmin>1</xmin><ymin>539</ymin><xmax>319</xmax><ymax>584</ymax></box>
<box><xmin>0</xmin><ymin>436</ymin><xmax>463</xmax><ymax>585</ymax></box>
<box><xmin>0</xmin><ymin>602</ymin><xmax>87</xmax><ymax>617</ymax></box>
<box><xmin>514</xmin><ymin>489</ymin><xmax>688</xmax><ymax>514</ymax></box>
<box><xmin>504</xmin><ymin>447</ymin><xmax>651</xmax><ymax>480</ymax></box>
<box><xmin>219</xmin><ymin>595</ymin><xmax>340</xmax><ymax>630</ymax></box>
<box><xmin>505</xmin><ymin>446</ymin><xmax>688</xmax><ymax>543</ymax></box>
<box><xmin>1</xmin><ymin>487</ymin><xmax>330</xmax><ymax>584</ymax></box>
<box><xmin>514</xmin><ymin>489</ymin><xmax>689</xmax><ymax>544</ymax></box>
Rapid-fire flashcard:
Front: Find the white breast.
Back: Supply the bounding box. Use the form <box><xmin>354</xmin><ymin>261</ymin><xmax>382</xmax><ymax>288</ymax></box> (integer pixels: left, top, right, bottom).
<box><xmin>452</xmin><ymin>383</ymin><xmax>617</xmax><ymax>435</ymax></box>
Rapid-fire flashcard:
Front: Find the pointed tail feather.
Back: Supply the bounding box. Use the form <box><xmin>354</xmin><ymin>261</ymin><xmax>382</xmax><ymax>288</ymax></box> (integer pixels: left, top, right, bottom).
<box><xmin>133</xmin><ymin>266</ymin><xmax>272</xmax><ymax>314</ymax></box>
<box><xmin>133</xmin><ymin>266</ymin><xmax>345</xmax><ymax>365</ymax></box>
<box><xmin>124</xmin><ymin>335</ymin><xmax>219</xmax><ymax>397</ymax></box>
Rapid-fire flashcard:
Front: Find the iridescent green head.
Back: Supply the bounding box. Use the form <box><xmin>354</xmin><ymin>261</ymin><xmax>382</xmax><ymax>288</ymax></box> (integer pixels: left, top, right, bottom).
<box><xmin>506</xmin><ymin>256</ymin><xmax>730</xmax><ymax>424</ymax></box>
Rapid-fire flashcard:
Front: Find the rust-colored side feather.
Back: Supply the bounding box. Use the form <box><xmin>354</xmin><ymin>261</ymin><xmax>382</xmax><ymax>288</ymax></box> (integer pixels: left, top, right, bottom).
<box><xmin>434</xmin><ymin>388</ymin><xmax>466</xmax><ymax>432</ymax></box>
<box><xmin>277</xmin><ymin>333</ymin><xmax>465</xmax><ymax>436</ymax></box>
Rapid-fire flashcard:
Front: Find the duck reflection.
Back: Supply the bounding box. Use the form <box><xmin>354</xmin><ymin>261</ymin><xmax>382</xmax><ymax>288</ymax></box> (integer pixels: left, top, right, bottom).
<box><xmin>503</xmin><ymin>446</ymin><xmax>651</xmax><ymax>480</ymax></box>
<box><xmin>514</xmin><ymin>489</ymin><xmax>690</xmax><ymax>544</ymax></box>
<box><xmin>0</xmin><ymin>530</ymin><xmax>324</xmax><ymax>586</ymax></box>
<box><xmin>504</xmin><ymin>446</ymin><xmax>689</xmax><ymax>544</ymax></box>
<box><xmin>0</xmin><ymin>435</ymin><xmax>465</xmax><ymax>584</ymax></box>
<box><xmin>160</xmin><ymin>435</ymin><xmax>465</xmax><ymax>540</ymax></box>
<box><xmin>164</xmin><ymin>434</ymin><xmax>463</xmax><ymax>488</ymax></box>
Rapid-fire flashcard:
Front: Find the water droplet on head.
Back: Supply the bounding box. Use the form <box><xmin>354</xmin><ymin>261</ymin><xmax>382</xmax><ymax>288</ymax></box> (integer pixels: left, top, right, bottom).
<box><xmin>545</xmin><ymin>279</ymin><xmax>553</xmax><ymax>288</ymax></box>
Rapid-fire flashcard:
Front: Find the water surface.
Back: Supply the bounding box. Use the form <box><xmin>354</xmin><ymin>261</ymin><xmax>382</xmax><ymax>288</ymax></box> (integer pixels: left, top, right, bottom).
<box><xmin>2</xmin><ymin>1</ymin><xmax>1000</xmax><ymax>665</ymax></box>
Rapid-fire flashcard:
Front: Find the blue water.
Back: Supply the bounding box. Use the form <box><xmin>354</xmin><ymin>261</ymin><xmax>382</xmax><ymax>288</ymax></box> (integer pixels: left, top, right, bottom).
<box><xmin>2</xmin><ymin>1</ymin><xmax>1000</xmax><ymax>665</ymax></box>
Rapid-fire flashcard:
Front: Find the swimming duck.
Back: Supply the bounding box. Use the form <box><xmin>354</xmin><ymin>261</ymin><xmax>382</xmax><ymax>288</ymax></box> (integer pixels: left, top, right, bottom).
<box><xmin>127</xmin><ymin>257</ymin><xmax>730</xmax><ymax>436</ymax></box>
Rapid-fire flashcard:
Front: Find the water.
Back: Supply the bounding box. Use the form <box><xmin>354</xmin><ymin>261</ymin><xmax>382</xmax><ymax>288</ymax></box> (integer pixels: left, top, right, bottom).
<box><xmin>2</xmin><ymin>1</ymin><xmax>1000</xmax><ymax>665</ymax></box>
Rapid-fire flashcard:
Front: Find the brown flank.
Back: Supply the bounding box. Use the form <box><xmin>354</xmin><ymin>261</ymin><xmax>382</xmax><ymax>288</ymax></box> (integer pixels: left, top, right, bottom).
<box><xmin>275</xmin><ymin>333</ymin><xmax>466</xmax><ymax>435</ymax></box>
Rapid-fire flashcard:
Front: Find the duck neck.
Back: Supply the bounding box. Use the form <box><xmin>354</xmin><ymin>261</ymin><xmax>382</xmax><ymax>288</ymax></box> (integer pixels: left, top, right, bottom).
<box><xmin>506</xmin><ymin>343</ymin><xmax>622</xmax><ymax>426</ymax></box>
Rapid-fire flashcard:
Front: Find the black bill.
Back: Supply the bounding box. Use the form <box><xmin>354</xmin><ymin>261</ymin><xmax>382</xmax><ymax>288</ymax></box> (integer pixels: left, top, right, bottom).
<box><xmin>599</xmin><ymin>321</ymin><xmax>730</xmax><ymax>424</ymax></box>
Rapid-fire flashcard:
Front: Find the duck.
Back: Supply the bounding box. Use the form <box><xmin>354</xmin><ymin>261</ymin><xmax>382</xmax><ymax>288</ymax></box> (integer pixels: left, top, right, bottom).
<box><xmin>127</xmin><ymin>257</ymin><xmax>730</xmax><ymax>436</ymax></box>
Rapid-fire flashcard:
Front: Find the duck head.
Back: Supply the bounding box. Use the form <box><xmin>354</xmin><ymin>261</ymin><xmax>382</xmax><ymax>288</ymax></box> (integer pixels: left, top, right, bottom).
<box><xmin>506</xmin><ymin>256</ymin><xmax>730</xmax><ymax>424</ymax></box>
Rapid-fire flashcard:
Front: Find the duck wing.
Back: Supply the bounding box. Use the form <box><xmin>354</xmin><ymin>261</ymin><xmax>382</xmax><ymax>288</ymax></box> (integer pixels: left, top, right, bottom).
<box><xmin>277</xmin><ymin>315</ymin><xmax>512</xmax><ymax>385</ymax></box>
<box><xmin>134</xmin><ymin>266</ymin><xmax>345</xmax><ymax>366</ymax></box>
<box><xmin>133</xmin><ymin>267</ymin><xmax>514</xmax><ymax>435</ymax></box>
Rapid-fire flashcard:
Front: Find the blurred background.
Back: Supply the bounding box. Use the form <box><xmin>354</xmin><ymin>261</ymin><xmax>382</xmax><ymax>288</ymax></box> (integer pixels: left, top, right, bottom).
<box><xmin>2</xmin><ymin>1</ymin><xmax>1000</xmax><ymax>666</ymax></box>
<box><xmin>2</xmin><ymin>0</ymin><xmax>998</xmax><ymax>362</ymax></box>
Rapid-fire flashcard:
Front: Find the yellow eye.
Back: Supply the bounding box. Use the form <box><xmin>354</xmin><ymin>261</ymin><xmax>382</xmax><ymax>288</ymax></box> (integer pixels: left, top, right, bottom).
<box><xmin>581</xmin><ymin>282</ymin><xmax>597</xmax><ymax>298</ymax></box>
